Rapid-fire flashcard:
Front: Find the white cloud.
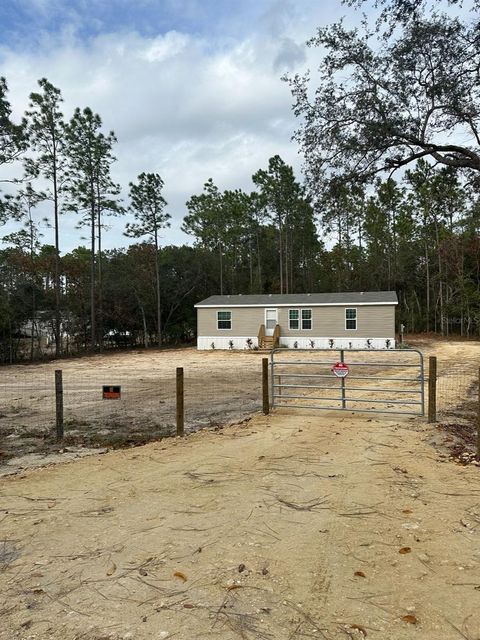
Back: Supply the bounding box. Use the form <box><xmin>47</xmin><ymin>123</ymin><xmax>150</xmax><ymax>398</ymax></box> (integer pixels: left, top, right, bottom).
<box><xmin>0</xmin><ymin>1</ymin><xmax>335</xmax><ymax>252</ymax></box>
<box><xmin>141</xmin><ymin>31</ymin><xmax>190</xmax><ymax>62</ymax></box>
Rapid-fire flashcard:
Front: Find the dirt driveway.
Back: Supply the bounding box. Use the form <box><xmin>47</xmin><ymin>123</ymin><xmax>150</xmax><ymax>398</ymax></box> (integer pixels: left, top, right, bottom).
<box><xmin>1</xmin><ymin>339</ymin><xmax>480</xmax><ymax>639</ymax></box>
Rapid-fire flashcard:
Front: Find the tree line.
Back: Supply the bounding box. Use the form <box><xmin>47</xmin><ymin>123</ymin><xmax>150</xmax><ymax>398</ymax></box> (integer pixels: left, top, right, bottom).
<box><xmin>0</xmin><ymin>77</ymin><xmax>174</xmax><ymax>360</ymax></box>
<box><xmin>1</xmin><ymin>0</ymin><xmax>480</xmax><ymax>363</ymax></box>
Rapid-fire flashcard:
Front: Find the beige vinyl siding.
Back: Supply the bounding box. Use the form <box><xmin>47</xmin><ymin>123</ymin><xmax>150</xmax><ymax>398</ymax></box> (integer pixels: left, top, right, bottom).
<box><xmin>278</xmin><ymin>305</ymin><xmax>395</xmax><ymax>338</ymax></box>
<box><xmin>197</xmin><ymin>304</ymin><xmax>395</xmax><ymax>338</ymax></box>
<box><xmin>197</xmin><ymin>307</ymin><xmax>266</xmax><ymax>336</ymax></box>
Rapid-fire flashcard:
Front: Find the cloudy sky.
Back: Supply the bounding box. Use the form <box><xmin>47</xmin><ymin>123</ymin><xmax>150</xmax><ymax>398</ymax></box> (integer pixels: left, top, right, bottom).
<box><xmin>1</xmin><ymin>0</ymin><xmax>352</xmax><ymax>252</ymax></box>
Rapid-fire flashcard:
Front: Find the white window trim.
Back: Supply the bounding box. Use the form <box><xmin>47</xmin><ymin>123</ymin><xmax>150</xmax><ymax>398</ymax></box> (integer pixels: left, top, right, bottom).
<box><xmin>301</xmin><ymin>308</ymin><xmax>313</xmax><ymax>331</ymax></box>
<box><xmin>345</xmin><ymin>307</ymin><xmax>357</xmax><ymax>330</ymax></box>
<box><xmin>217</xmin><ymin>310</ymin><xmax>232</xmax><ymax>330</ymax></box>
<box><xmin>289</xmin><ymin>308</ymin><xmax>313</xmax><ymax>330</ymax></box>
<box><xmin>288</xmin><ymin>309</ymin><xmax>300</xmax><ymax>330</ymax></box>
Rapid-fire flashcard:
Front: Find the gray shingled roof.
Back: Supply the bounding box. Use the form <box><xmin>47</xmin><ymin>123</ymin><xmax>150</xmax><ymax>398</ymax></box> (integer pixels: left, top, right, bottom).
<box><xmin>195</xmin><ymin>291</ymin><xmax>398</xmax><ymax>307</ymax></box>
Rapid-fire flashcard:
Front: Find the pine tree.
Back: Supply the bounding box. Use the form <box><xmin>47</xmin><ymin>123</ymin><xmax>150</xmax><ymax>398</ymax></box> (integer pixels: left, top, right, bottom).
<box><xmin>25</xmin><ymin>78</ymin><xmax>67</xmax><ymax>356</ymax></box>
<box><xmin>125</xmin><ymin>173</ymin><xmax>171</xmax><ymax>347</ymax></box>
<box><xmin>183</xmin><ymin>179</ymin><xmax>226</xmax><ymax>294</ymax></box>
<box><xmin>65</xmin><ymin>107</ymin><xmax>122</xmax><ymax>350</ymax></box>
<box><xmin>0</xmin><ymin>76</ymin><xmax>26</xmax><ymax>221</ymax></box>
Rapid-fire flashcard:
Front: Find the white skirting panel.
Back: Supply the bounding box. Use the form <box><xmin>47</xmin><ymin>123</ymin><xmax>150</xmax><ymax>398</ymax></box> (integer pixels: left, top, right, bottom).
<box><xmin>197</xmin><ymin>336</ymin><xmax>396</xmax><ymax>350</ymax></box>
<box><xmin>276</xmin><ymin>337</ymin><xmax>396</xmax><ymax>350</ymax></box>
<box><xmin>197</xmin><ymin>336</ymin><xmax>259</xmax><ymax>350</ymax></box>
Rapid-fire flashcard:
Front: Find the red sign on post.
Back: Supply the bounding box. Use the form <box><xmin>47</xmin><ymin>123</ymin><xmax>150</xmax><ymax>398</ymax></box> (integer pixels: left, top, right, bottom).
<box><xmin>332</xmin><ymin>362</ymin><xmax>349</xmax><ymax>378</ymax></box>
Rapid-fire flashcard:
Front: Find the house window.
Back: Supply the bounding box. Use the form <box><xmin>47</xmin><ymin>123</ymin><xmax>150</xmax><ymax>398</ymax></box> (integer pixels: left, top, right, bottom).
<box><xmin>290</xmin><ymin>309</ymin><xmax>312</xmax><ymax>329</ymax></box>
<box><xmin>289</xmin><ymin>309</ymin><xmax>299</xmax><ymax>330</ymax></box>
<box><xmin>345</xmin><ymin>308</ymin><xmax>357</xmax><ymax>330</ymax></box>
<box><xmin>217</xmin><ymin>311</ymin><xmax>232</xmax><ymax>330</ymax></box>
<box><xmin>302</xmin><ymin>309</ymin><xmax>312</xmax><ymax>330</ymax></box>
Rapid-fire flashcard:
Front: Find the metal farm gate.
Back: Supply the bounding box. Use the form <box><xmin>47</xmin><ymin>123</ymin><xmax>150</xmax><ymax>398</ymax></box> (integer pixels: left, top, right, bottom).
<box><xmin>270</xmin><ymin>348</ymin><xmax>425</xmax><ymax>416</ymax></box>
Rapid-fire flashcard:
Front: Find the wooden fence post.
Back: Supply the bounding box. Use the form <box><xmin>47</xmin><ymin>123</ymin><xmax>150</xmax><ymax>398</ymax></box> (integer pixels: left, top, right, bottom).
<box><xmin>477</xmin><ymin>367</ymin><xmax>480</xmax><ymax>462</ymax></box>
<box><xmin>428</xmin><ymin>356</ymin><xmax>437</xmax><ymax>423</ymax></box>
<box><xmin>262</xmin><ymin>357</ymin><xmax>269</xmax><ymax>415</ymax></box>
<box><xmin>176</xmin><ymin>367</ymin><xmax>184</xmax><ymax>436</ymax></box>
<box><xmin>55</xmin><ymin>369</ymin><xmax>64</xmax><ymax>440</ymax></box>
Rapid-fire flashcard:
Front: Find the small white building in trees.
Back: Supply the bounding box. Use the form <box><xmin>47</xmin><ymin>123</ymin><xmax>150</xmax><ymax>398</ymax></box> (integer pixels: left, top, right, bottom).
<box><xmin>195</xmin><ymin>291</ymin><xmax>398</xmax><ymax>350</ymax></box>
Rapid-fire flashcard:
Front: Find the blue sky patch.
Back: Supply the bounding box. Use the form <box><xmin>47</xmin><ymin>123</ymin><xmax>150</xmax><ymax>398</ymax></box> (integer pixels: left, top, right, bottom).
<box><xmin>1</xmin><ymin>0</ymin><xmax>269</xmax><ymax>49</ymax></box>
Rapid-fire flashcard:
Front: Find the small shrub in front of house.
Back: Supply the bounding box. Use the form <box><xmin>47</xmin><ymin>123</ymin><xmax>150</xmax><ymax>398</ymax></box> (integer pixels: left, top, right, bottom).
<box><xmin>309</xmin><ymin>339</ymin><xmax>315</xmax><ymax>349</ymax></box>
<box><xmin>211</xmin><ymin>342</ymin><xmax>215</xmax><ymax>350</ymax></box>
<box><xmin>246</xmin><ymin>338</ymin><xmax>253</xmax><ymax>349</ymax></box>
<box><xmin>294</xmin><ymin>341</ymin><xmax>298</xmax><ymax>349</ymax></box>
<box><xmin>328</xmin><ymin>339</ymin><xmax>334</xmax><ymax>349</ymax></box>
<box><xmin>229</xmin><ymin>340</ymin><xmax>234</xmax><ymax>350</ymax></box>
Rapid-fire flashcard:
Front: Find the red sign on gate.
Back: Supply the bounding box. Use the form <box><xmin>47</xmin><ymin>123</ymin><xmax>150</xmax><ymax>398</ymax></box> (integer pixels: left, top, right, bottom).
<box><xmin>332</xmin><ymin>362</ymin><xmax>349</xmax><ymax>378</ymax></box>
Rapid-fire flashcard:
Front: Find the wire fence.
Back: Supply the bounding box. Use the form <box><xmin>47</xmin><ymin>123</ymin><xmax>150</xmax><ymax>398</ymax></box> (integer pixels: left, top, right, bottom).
<box><xmin>0</xmin><ymin>360</ymin><xmax>263</xmax><ymax>463</ymax></box>
<box><xmin>434</xmin><ymin>357</ymin><xmax>479</xmax><ymax>459</ymax></box>
<box><xmin>436</xmin><ymin>360</ymin><xmax>479</xmax><ymax>416</ymax></box>
<box><xmin>61</xmin><ymin>370</ymin><xmax>177</xmax><ymax>447</ymax></box>
<box><xmin>1</xmin><ymin>348</ymin><xmax>478</xmax><ymax>468</ymax></box>
<box><xmin>0</xmin><ymin>368</ymin><xmax>52</xmax><ymax>438</ymax></box>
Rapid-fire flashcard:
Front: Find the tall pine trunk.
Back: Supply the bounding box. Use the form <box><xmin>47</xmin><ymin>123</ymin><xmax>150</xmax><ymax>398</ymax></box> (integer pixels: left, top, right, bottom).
<box><xmin>154</xmin><ymin>228</ymin><xmax>162</xmax><ymax>347</ymax></box>
<box><xmin>218</xmin><ymin>242</ymin><xmax>223</xmax><ymax>295</ymax></box>
<box><xmin>425</xmin><ymin>242</ymin><xmax>430</xmax><ymax>332</ymax></box>
<box><xmin>96</xmin><ymin>182</ymin><xmax>103</xmax><ymax>351</ymax></box>
<box><xmin>29</xmin><ymin>215</ymin><xmax>36</xmax><ymax>362</ymax></box>
<box><xmin>255</xmin><ymin>226</ymin><xmax>262</xmax><ymax>292</ymax></box>
<box><xmin>284</xmin><ymin>217</ymin><xmax>289</xmax><ymax>294</ymax></box>
<box><xmin>90</xmin><ymin>177</ymin><xmax>96</xmax><ymax>351</ymax></box>
<box><xmin>53</xmin><ymin>161</ymin><xmax>61</xmax><ymax>357</ymax></box>
<box><xmin>248</xmin><ymin>237</ymin><xmax>253</xmax><ymax>292</ymax></box>
<box><xmin>278</xmin><ymin>216</ymin><xmax>284</xmax><ymax>294</ymax></box>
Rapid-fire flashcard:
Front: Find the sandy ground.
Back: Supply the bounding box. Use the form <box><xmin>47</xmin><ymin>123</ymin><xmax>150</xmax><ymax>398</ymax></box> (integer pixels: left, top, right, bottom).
<box><xmin>1</xmin><ymin>339</ymin><xmax>480</xmax><ymax>639</ymax></box>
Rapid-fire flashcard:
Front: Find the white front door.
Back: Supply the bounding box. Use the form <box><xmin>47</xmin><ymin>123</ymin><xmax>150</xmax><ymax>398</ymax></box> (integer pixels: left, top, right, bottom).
<box><xmin>265</xmin><ymin>308</ymin><xmax>278</xmax><ymax>336</ymax></box>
